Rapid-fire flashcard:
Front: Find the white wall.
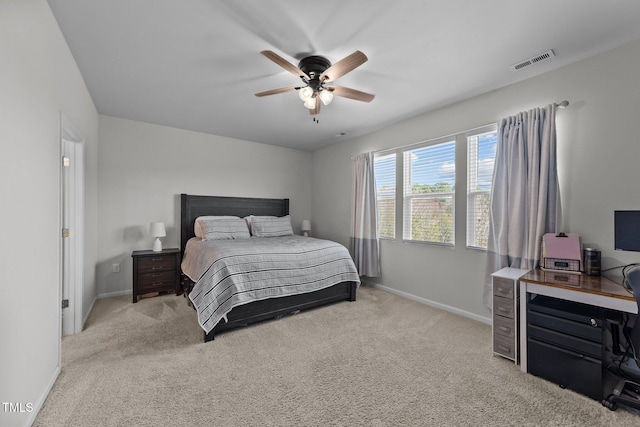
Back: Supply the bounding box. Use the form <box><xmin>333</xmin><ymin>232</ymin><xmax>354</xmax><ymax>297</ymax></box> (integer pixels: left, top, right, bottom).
<box><xmin>312</xmin><ymin>39</ymin><xmax>640</xmax><ymax>322</ymax></box>
<box><xmin>97</xmin><ymin>116</ymin><xmax>312</xmax><ymax>296</ymax></box>
<box><xmin>0</xmin><ymin>1</ymin><xmax>99</xmax><ymax>426</ymax></box>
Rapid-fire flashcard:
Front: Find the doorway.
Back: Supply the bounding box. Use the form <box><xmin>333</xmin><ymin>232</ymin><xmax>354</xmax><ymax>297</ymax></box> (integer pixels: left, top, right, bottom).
<box><xmin>60</xmin><ymin>114</ymin><xmax>85</xmax><ymax>336</ymax></box>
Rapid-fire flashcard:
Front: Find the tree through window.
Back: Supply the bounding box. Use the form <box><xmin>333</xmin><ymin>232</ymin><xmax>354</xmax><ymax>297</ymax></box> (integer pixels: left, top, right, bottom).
<box><xmin>403</xmin><ymin>140</ymin><xmax>456</xmax><ymax>244</ymax></box>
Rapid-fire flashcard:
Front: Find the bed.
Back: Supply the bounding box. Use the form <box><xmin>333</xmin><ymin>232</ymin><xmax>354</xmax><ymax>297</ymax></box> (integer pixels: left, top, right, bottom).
<box><xmin>180</xmin><ymin>194</ymin><xmax>360</xmax><ymax>342</ymax></box>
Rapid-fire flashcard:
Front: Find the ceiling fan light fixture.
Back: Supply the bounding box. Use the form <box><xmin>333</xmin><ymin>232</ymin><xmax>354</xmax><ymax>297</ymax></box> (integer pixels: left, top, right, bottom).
<box><xmin>318</xmin><ymin>90</ymin><xmax>334</xmax><ymax>106</ymax></box>
<box><xmin>298</xmin><ymin>86</ymin><xmax>314</xmax><ymax>101</ymax></box>
<box><xmin>256</xmin><ymin>50</ymin><xmax>374</xmax><ymax>115</ymax></box>
<box><xmin>303</xmin><ymin>96</ymin><xmax>317</xmax><ymax>109</ymax></box>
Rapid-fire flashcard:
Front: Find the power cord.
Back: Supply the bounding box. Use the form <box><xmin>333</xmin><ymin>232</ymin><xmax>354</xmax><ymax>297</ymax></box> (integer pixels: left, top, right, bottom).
<box><xmin>601</xmin><ymin>263</ymin><xmax>639</xmax><ymax>294</ymax></box>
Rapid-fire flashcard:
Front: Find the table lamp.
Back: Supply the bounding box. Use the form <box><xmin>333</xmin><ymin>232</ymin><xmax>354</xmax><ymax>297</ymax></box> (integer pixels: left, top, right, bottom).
<box><xmin>150</xmin><ymin>222</ymin><xmax>166</xmax><ymax>252</ymax></box>
<box><xmin>301</xmin><ymin>220</ymin><xmax>311</xmax><ymax>237</ymax></box>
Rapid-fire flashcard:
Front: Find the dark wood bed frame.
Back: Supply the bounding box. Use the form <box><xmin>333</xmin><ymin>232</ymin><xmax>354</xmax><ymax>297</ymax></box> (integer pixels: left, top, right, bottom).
<box><xmin>180</xmin><ymin>194</ymin><xmax>357</xmax><ymax>342</ymax></box>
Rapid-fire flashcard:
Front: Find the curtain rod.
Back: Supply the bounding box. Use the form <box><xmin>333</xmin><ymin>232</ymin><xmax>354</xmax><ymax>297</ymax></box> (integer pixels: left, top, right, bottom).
<box><xmin>350</xmin><ymin>100</ymin><xmax>570</xmax><ymax>160</ymax></box>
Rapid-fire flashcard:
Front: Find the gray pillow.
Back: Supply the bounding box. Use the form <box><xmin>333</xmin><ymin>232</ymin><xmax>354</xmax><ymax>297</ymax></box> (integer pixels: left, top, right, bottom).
<box><xmin>196</xmin><ymin>216</ymin><xmax>250</xmax><ymax>240</ymax></box>
<box><xmin>250</xmin><ymin>215</ymin><xmax>294</xmax><ymax>237</ymax></box>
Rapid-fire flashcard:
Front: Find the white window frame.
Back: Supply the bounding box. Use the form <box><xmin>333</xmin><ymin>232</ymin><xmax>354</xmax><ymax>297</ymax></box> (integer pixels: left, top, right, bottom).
<box><xmin>466</xmin><ymin>125</ymin><xmax>497</xmax><ymax>250</ymax></box>
<box><xmin>371</xmin><ymin>122</ymin><xmax>496</xmax><ymax>249</ymax></box>
<box><xmin>402</xmin><ymin>137</ymin><xmax>456</xmax><ymax>246</ymax></box>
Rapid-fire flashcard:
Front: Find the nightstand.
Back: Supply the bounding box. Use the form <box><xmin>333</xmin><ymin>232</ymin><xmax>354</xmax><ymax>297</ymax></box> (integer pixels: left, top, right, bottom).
<box><xmin>131</xmin><ymin>248</ymin><xmax>181</xmax><ymax>303</ymax></box>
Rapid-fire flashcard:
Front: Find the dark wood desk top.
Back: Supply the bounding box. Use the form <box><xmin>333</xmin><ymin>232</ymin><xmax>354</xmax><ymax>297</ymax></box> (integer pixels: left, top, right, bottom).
<box><xmin>521</xmin><ymin>269</ymin><xmax>635</xmax><ymax>302</ymax></box>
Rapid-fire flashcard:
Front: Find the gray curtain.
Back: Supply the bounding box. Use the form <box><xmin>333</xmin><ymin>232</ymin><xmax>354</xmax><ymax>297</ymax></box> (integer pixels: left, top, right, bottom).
<box><xmin>350</xmin><ymin>152</ymin><xmax>380</xmax><ymax>277</ymax></box>
<box><xmin>484</xmin><ymin>104</ymin><xmax>562</xmax><ymax>307</ymax></box>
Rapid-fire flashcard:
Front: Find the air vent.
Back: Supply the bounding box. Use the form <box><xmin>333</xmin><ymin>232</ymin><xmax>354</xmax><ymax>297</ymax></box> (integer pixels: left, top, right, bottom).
<box><xmin>510</xmin><ymin>49</ymin><xmax>555</xmax><ymax>71</ymax></box>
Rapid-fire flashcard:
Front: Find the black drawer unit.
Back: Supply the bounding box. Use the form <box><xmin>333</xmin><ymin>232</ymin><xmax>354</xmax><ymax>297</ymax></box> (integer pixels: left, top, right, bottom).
<box><xmin>527</xmin><ymin>295</ymin><xmax>606</xmax><ymax>400</ymax></box>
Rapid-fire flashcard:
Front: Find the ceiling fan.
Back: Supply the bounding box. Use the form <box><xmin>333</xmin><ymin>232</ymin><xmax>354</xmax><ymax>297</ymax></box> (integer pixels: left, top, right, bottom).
<box><xmin>255</xmin><ymin>50</ymin><xmax>375</xmax><ymax>115</ymax></box>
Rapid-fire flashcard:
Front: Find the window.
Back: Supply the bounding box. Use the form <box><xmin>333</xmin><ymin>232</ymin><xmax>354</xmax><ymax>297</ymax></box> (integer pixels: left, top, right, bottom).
<box><xmin>374</xmin><ymin>152</ymin><xmax>396</xmax><ymax>239</ymax></box>
<box><xmin>403</xmin><ymin>140</ymin><xmax>456</xmax><ymax>244</ymax></box>
<box><xmin>466</xmin><ymin>127</ymin><xmax>497</xmax><ymax>249</ymax></box>
<box><xmin>371</xmin><ymin>123</ymin><xmax>496</xmax><ymax>249</ymax></box>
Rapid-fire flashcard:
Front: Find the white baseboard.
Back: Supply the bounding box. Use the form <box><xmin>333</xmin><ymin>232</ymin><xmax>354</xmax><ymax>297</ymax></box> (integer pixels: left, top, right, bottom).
<box><xmin>97</xmin><ymin>289</ymin><xmax>132</xmax><ymax>299</ymax></box>
<box><xmin>82</xmin><ymin>295</ymin><xmax>97</xmax><ymax>328</ymax></box>
<box><xmin>26</xmin><ymin>365</ymin><xmax>60</xmax><ymax>427</ymax></box>
<box><xmin>368</xmin><ymin>281</ymin><xmax>492</xmax><ymax>325</ymax></box>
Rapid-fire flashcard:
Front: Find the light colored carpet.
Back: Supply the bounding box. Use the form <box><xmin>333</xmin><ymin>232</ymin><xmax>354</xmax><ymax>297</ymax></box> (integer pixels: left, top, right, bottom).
<box><xmin>34</xmin><ymin>286</ymin><xmax>637</xmax><ymax>426</ymax></box>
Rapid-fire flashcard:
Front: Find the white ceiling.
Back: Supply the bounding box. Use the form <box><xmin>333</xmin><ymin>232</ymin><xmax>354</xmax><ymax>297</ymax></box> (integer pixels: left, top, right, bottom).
<box><xmin>47</xmin><ymin>0</ymin><xmax>640</xmax><ymax>151</ymax></box>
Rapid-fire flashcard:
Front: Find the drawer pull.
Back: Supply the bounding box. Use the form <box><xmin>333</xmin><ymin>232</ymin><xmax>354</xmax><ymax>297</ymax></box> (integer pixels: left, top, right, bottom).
<box><xmin>151</xmin><ymin>258</ymin><xmax>163</xmax><ymax>262</ymax></box>
<box><xmin>152</xmin><ymin>266</ymin><xmax>163</xmax><ymax>270</ymax></box>
<box><xmin>152</xmin><ymin>273</ymin><xmax>162</xmax><ymax>277</ymax></box>
<box><xmin>499</xmin><ymin>326</ymin><xmax>511</xmax><ymax>333</ymax></box>
<box><xmin>497</xmin><ymin>306</ymin><xmax>508</xmax><ymax>312</ymax></box>
<box><xmin>152</xmin><ymin>282</ymin><xmax>162</xmax><ymax>286</ymax></box>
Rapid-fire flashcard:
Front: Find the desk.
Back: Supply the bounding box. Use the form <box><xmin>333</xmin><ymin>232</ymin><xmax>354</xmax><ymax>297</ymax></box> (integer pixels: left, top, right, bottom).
<box><xmin>519</xmin><ymin>270</ymin><xmax>637</xmax><ymax>375</ymax></box>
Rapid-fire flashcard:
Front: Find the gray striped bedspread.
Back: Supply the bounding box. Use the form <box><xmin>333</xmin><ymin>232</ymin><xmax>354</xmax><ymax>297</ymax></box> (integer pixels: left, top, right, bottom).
<box><xmin>182</xmin><ymin>236</ymin><xmax>360</xmax><ymax>334</ymax></box>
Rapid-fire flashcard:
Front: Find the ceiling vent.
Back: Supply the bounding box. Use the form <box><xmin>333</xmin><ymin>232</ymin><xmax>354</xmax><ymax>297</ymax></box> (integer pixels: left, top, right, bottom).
<box><xmin>510</xmin><ymin>49</ymin><xmax>555</xmax><ymax>71</ymax></box>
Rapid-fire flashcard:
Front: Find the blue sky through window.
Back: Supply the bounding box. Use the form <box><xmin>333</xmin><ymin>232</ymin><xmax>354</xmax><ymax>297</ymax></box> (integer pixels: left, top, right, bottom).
<box><xmin>410</xmin><ymin>141</ymin><xmax>456</xmax><ymax>187</ymax></box>
<box><xmin>375</xmin><ymin>131</ymin><xmax>497</xmax><ymax>192</ymax></box>
<box><xmin>476</xmin><ymin>132</ymin><xmax>497</xmax><ymax>190</ymax></box>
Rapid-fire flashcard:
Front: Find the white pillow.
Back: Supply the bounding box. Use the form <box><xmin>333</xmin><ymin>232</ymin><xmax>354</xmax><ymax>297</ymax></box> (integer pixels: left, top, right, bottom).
<box><xmin>195</xmin><ymin>216</ymin><xmax>250</xmax><ymax>240</ymax></box>
<box><xmin>250</xmin><ymin>215</ymin><xmax>294</xmax><ymax>237</ymax></box>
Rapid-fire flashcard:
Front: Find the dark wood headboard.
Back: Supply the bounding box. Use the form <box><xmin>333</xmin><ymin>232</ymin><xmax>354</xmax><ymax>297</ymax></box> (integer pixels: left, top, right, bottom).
<box><xmin>180</xmin><ymin>194</ymin><xmax>290</xmax><ymax>258</ymax></box>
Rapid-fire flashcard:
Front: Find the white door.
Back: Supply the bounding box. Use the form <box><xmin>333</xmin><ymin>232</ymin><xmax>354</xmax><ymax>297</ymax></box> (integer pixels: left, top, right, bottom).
<box><xmin>60</xmin><ymin>115</ymin><xmax>84</xmax><ymax>336</ymax></box>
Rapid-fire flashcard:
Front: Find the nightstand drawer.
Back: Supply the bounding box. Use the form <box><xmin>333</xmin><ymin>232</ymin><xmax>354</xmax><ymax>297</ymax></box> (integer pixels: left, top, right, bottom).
<box><xmin>138</xmin><ymin>270</ymin><xmax>176</xmax><ymax>288</ymax></box>
<box><xmin>137</xmin><ymin>255</ymin><xmax>175</xmax><ymax>273</ymax></box>
<box><xmin>138</xmin><ymin>280</ymin><xmax>175</xmax><ymax>293</ymax></box>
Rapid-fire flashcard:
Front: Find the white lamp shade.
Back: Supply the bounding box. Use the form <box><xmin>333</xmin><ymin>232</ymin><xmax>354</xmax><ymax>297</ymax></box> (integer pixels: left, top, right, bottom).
<box><xmin>298</xmin><ymin>86</ymin><xmax>313</xmax><ymax>101</ymax></box>
<box><xmin>318</xmin><ymin>90</ymin><xmax>334</xmax><ymax>105</ymax></box>
<box><xmin>301</xmin><ymin>220</ymin><xmax>311</xmax><ymax>231</ymax></box>
<box><xmin>303</xmin><ymin>96</ymin><xmax>317</xmax><ymax>109</ymax></box>
<box><xmin>149</xmin><ymin>222</ymin><xmax>166</xmax><ymax>237</ymax></box>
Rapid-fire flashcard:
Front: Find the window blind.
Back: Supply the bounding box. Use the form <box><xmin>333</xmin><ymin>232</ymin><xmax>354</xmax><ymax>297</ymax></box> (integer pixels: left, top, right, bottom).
<box><xmin>402</xmin><ymin>140</ymin><xmax>456</xmax><ymax>244</ymax></box>
<box><xmin>374</xmin><ymin>152</ymin><xmax>396</xmax><ymax>239</ymax></box>
<box><xmin>466</xmin><ymin>127</ymin><xmax>497</xmax><ymax>249</ymax></box>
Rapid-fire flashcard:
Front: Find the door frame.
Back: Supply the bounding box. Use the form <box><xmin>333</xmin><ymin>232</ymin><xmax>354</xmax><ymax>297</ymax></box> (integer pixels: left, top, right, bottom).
<box><xmin>60</xmin><ymin>113</ymin><xmax>85</xmax><ymax>336</ymax></box>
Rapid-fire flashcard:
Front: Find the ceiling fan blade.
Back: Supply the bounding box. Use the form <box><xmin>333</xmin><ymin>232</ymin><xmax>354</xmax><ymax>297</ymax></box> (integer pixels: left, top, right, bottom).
<box><xmin>327</xmin><ymin>85</ymin><xmax>375</xmax><ymax>103</ymax></box>
<box><xmin>254</xmin><ymin>86</ymin><xmax>297</xmax><ymax>97</ymax></box>
<box><xmin>260</xmin><ymin>50</ymin><xmax>309</xmax><ymax>80</ymax></box>
<box><xmin>320</xmin><ymin>51</ymin><xmax>368</xmax><ymax>82</ymax></box>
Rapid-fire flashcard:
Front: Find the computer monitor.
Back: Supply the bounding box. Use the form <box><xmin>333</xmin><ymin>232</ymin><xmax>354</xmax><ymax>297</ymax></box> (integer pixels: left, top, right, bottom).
<box><xmin>614</xmin><ymin>210</ymin><xmax>640</xmax><ymax>252</ymax></box>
